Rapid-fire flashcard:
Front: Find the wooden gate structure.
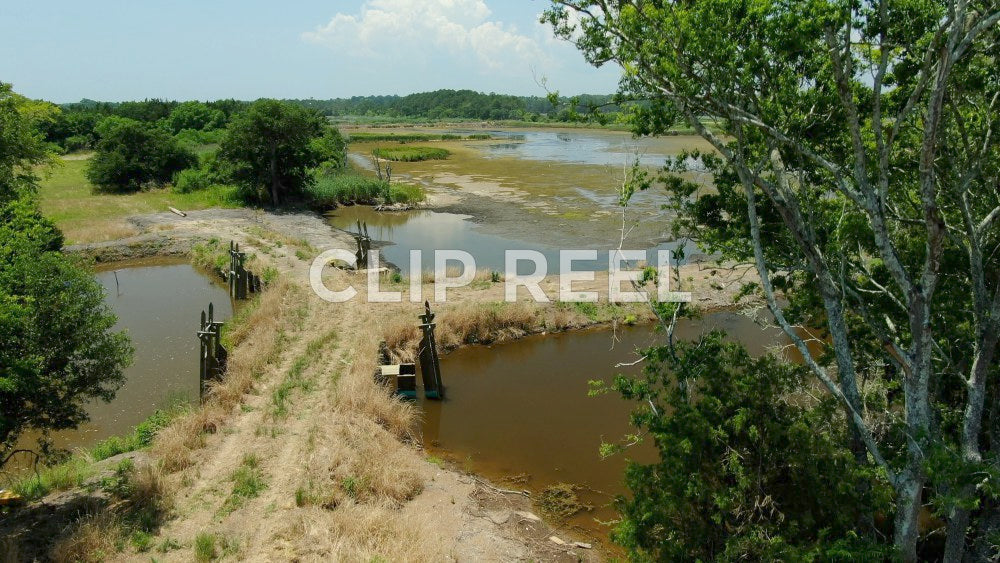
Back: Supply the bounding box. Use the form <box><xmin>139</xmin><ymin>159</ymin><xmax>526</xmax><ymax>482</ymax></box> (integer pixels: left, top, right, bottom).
<box><xmin>197</xmin><ymin>302</ymin><xmax>228</xmax><ymax>399</ymax></box>
<box><xmin>228</xmin><ymin>241</ymin><xmax>262</xmax><ymax>300</ymax></box>
<box><xmin>418</xmin><ymin>301</ymin><xmax>443</xmax><ymax>399</ymax></box>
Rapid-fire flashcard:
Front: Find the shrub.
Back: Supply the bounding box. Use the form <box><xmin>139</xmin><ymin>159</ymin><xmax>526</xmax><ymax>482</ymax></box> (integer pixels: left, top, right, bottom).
<box><xmin>86</xmin><ymin>116</ymin><xmax>196</xmax><ymax>192</ymax></box>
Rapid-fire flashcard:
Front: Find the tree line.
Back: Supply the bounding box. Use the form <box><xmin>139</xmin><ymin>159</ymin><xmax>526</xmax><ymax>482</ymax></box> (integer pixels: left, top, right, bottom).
<box><xmin>41</xmin><ymin>89</ymin><xmax>619</xmax><ymax>151</ymax></box>
<box><xmin>288</xmin><ymin>89</ymin><xmax>618</xmax><ymax>121</ymax></box>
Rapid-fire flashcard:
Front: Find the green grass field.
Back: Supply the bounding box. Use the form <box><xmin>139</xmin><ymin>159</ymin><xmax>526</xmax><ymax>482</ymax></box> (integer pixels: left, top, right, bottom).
<box><xmin>36</xmin><ymin>157</ymin><xmax>241</xmax><ymax>244</ymax></box>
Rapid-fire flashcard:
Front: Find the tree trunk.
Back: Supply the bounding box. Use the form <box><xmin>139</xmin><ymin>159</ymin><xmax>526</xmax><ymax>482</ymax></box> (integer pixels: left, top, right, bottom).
<box><xmin>895</xmin><ymin>469</ymin><xmax>924</xmax><ymax>562</ymax></box>
<box><xmin>269</xmin><ymin>145</ymin><xmax>280</xmax><ymax>206</ymax></box>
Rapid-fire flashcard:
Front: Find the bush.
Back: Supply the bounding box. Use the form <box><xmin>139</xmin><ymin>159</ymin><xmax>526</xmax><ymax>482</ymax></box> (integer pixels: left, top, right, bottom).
<box><xmin>608</xmin><ymin>333</ymin><xmax>891</xmax><ymax>560</ymax></box>
<box><xmin>172</xmin><ymin>167</ymin><xmax>213</xmax><ymax>193</ymax></box>
<box><xmin>306</xmin><ymin>172</ymin><xmax>388</xmax><ymax>206</ymax></box>
<box><xmin>87</xmin><ymin>116</ymin><xmax>196</xmax><ymax>192</ymax></box>
<box><xmin>174</xmin><ymin>128</ymin><xmax>225</xmax><ymax>148</ymax></box>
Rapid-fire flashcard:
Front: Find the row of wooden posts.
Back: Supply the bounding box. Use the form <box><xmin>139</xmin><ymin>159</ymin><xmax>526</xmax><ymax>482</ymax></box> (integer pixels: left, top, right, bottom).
<box><xmin>376</xmin><ymin>301</ymin><xmax>444</xmax><ymax>400</ymax></box>
<box><xmin>197</xmin><ymin>240</ymin><xmax>268</xmax><ymax>398</ymax></box>
<box><xmin>228</xmin><ymin>240</ymin><xmax>263</xmax><ymax>300</ymax></box>
<box><xmin>200</xmin><ymin>242</ymin><xmax>442</xmax><ymax>401</ymax></box>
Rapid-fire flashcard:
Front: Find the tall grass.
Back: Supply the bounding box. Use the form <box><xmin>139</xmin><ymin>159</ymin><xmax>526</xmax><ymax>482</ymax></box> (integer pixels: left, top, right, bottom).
<box><xmin>371</xmin><ymin>146</ymin><xmax>450</xmax><ymax>162</ymax></box>
<box><xmin>305</xmin><ymin>171</ymin><xmax>424</xmax><ymax>207</ymax></box>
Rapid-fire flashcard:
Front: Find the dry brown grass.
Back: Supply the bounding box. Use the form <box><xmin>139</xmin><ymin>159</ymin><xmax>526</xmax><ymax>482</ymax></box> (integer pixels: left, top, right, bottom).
<box><xmin>436</xmin><ymin>301</ymin><xmax>537</xmax><ymax>349</ymax></box>
<box><xmin>333</xmin><ymin>340</ymin><xmax>417</xmax><ymax>441</ymax></box>
<box><xmin>49</xmin><ymin>511</ymin><xmax>123</xmax><ymax>563</ymax></box>
<box><xmin>49</xmin><ymin>462</ymin><xmax>172</xmax><ymax>562</ymax></box>
<box><xmin>276</xmin><ymin>505</ymin><xmax>443</xmax><ymax>562</ymax></box>
<box><xmin>383</xmin><ymin>300</ymin><xmax>543</xmax><ymax>359</ymax></box>
<box><xmin>301</xmin><ymin>415</ymin><xmax>422</xmax><ymax>508</ymax></box>
<box><xmin>153</xmin><ymin>278</ymin><xmax>297</xmax><ymax>472</ymax></box>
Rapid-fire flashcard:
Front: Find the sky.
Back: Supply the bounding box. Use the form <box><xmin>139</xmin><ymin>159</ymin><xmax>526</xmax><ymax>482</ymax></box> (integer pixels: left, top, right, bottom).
<box><xmin>0</xmin><ymin>0</ymin><xmax>621</xmax><ymax>103</ymax></box>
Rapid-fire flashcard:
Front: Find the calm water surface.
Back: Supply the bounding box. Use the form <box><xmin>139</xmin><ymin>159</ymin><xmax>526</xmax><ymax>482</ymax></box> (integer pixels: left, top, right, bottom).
<box><xmin>420</xmin><ymin>312</ymin><xmax>790</xmax><ymax>540</ymax></box>
<box><xmin>327</xmin><ymin>206</ymin><xmax>695</xmax><ymax>274</ymax></box>
<box><xmin>11</xmin><ymin>260</ymin><xmax>232</xmax><ymax>465</ymax></box>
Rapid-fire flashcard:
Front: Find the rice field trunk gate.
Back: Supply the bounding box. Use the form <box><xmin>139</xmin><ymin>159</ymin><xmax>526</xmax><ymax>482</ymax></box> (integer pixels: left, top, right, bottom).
<box><xmin>228</xmin><ymin>241</ymin><xmax>262</xmax><ymax>300</ymax></box>
<box><xmin>198</xmin><ymin>302</ymin><xmax>228</xmax><ymax>399</ymax></box>
<box><xmin>375</xmin><ymin>340</ymin><xmax>417</xmax><ymax>399</ymax></box>
<box><xmin>353</xmin><ymin>221</ymin><xmax>371</xmax><ymax>268</ymax></box>
<box><xmin>418</xmin><ymin>301</ymin><xmax>444</xmax><ymax>399</ymax></box>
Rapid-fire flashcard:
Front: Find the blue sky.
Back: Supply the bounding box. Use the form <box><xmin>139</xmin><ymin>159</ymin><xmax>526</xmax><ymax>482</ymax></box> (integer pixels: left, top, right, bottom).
<box><xmin>0</xmin><ymin>0</ymin><xmax>621</xmax><ymax>103</ymax></box>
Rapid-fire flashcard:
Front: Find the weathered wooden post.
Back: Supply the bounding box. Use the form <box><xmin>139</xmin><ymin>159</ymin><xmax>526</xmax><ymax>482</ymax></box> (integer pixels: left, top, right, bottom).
<box><xmin>229</xmin><ymin>241</ymin><xmax>249</xmax><ymax>300</ymax></box>
<box><xmin>197</xmin><ymin>302</ymin><xmax>228</xmax><ymax>400</ymax></box>
<box><xmin>198</xmin><ymin>309</ymin><xmax>208</xmax><ymax>398</ymax></box>
<box><xmin>353</xmin><ymin>221</ymin><xmax>371</xmax><ymax>269</ymax></box>
<box><xmin>418</xmin><ymin>301</ymin><xmax>443</xmax><ymax>399</ymax></box>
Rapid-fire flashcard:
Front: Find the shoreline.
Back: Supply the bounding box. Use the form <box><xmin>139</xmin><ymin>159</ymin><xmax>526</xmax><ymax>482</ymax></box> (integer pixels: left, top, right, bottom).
<box><xmin>22</xmin><ymin>203</ymin><xmax>759</xmax><ymax>560</ymax></box>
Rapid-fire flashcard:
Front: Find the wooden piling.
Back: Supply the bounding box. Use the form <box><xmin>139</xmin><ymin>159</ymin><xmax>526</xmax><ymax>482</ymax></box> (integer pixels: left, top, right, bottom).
<box><xmin>418</xmin><ymin>301</ymin><xmax>443</xmax><ymax>399</ymax></box>
<box><xmin>197</xmin><ymin>302</ymin><xmax>228</xmax><ymax>401</ymax></box>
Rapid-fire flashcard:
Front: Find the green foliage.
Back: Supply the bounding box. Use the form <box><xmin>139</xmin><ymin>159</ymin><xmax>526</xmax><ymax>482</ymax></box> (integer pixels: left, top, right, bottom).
<box><xmin>10</xmin><ymin>456</ymin><xmax>93</xmax><ymax>499</ymax></box>
<box><xmin>172</xmin><ymin>151</ymin><xmax>233</xmax><ymax>194</ymax></box>
<box><xmin>610</xmin><ymin>333</ymin><xmax>891</xmax><ymax>560</ymax></box>
<box><xmin>218</xmin><ymin>99</ymin><xmax>331</xmax><ymax>206</ymax></box>
<box><xmin>551</xmin><ymin>1</ymin><xmax>1000</xmax><ymax>558</ymax></box>
<box><xmin>307</xmin><ymin>171</ymin><xmax>388</xmax><ymax>206</ymax></box>
<box><xmin>90</xmin><ymin>407</ymin><xmax>179</xmax><ymax>462</ymax></box>
<box><xmin>173</xmin><ymin>128</ymin><xmax>225</xmax><ymax>149</ymax></box>
<box><xmin>166</xmin><ymin>101</ymin><xmax>225</xmax><ymax>134</ymax></box>
<box><xmin>1</xmin><ymin>94</ymin><xmax>133</xmax><ymax>467</ymax></box>
<box><xmin>221</xmin><ymin>453</ymin><xmax>267</xmax><ymax>514</ymax></box>
<box><xmin>310</xmin><ymin>126</ymin><xmax>348</xmax><ymax>169</ymax></box>
<box><xmin>86</xmin><ymin>116</ymin><xmax>196</xmax><ymax>192</ymax></box>
<box><xmin>305</xmin><ymin>167</ymin><xmax>424</xmax><ymax>208</ymax></box>
<box><xmin>8</xmin><ymin>407</ymin><xmax>179</xmax><ymax>499</ymax></box>
<box><xmin>194</xmin><ymin>532</ymin><xmax>217</xmax><ymax>562</ymax></box>
<box><xmin>0</xmin><ymin>82</ymin><xmax>57</xmax><ymax>201</ymax></box>
<box><xmin>371</xmin><ymin>146</ymin><xmax>450</xmax><ymax>162</ymax></box>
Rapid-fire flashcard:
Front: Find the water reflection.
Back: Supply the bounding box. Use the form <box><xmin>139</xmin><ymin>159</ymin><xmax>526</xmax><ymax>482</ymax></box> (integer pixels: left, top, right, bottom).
<box><xmin>327</xmin><ymin>206</ymin><xmax>695</xmax><ymax>274</ymax></box>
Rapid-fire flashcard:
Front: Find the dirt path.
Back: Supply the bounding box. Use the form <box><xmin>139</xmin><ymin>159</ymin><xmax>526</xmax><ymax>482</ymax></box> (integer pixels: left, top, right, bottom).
<box><xmin>33</xmin><ymin>206</ymin><xmax>756</xmax><ymax>561</ymax></box>
<box><xmin>56</xmin><ymin>208</ymin><xmax>632</xmax><ymax>561</ymax></box>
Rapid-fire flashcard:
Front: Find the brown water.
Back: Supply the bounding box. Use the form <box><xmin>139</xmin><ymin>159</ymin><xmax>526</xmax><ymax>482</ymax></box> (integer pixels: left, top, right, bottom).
<box><xmin>9</xmin><ymin>259</ymin><xmax>232</xmax><ymax>468</ymax></box>
<box><xmin>419</xmin><ymin>312</ymin><xmax>790</xmax><ymax>544</ymax></box>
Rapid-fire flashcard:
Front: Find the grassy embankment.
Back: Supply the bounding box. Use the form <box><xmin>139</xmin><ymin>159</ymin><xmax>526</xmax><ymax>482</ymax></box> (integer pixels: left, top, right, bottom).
<box><xmin>37</xmin><ymin>158</ymin><xmax>241</xmax><ymax>245</ymax></box>
<box><xmin>37</xmin><ymin>153</ymin><xmax>427</xmax><ymax>243</ymax></box>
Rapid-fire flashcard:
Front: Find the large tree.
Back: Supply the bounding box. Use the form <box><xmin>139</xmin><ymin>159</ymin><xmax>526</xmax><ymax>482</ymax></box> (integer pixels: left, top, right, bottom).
<box><xmin>547</xmin><ymin>1</ymin><xmax>1000</xmax><ymax>560</ymax></box>
<box><xmin>218</xmin><ymin>99</ymin><xmax>331</xmax><ymax>206</ymax></box>
<box><xmin>0</xmin><ymin>83</ymin><xmax>132</xmax><ymax>467</ymax></box>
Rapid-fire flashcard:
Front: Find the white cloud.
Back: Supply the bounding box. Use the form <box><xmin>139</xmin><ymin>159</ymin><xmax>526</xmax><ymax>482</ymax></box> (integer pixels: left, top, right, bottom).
<box><xmin>302</xmin><ymin>0</ymin><xmax>549</xmax><ymax>74</ymax></box>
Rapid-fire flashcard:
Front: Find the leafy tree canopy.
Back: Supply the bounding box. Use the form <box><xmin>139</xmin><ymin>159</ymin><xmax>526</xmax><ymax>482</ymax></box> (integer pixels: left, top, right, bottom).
<box><xmin>0</xmin><ymin>83</ymin><xmax>131</xmax><ymax>467</ymax></box>
<box><xmin>166</xmin><ymin>101</ymin><xmax>226</xmax><ymax>134</ymax></box>
<box><xmin>86</xmin><ymin>116</ymin><xmax>196</xmax><ymax>193</ymax></box>
<box><xmin>218</xmin><ymin>99</ymin><xmax>335</xmax><ymax>206</ymax></box>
